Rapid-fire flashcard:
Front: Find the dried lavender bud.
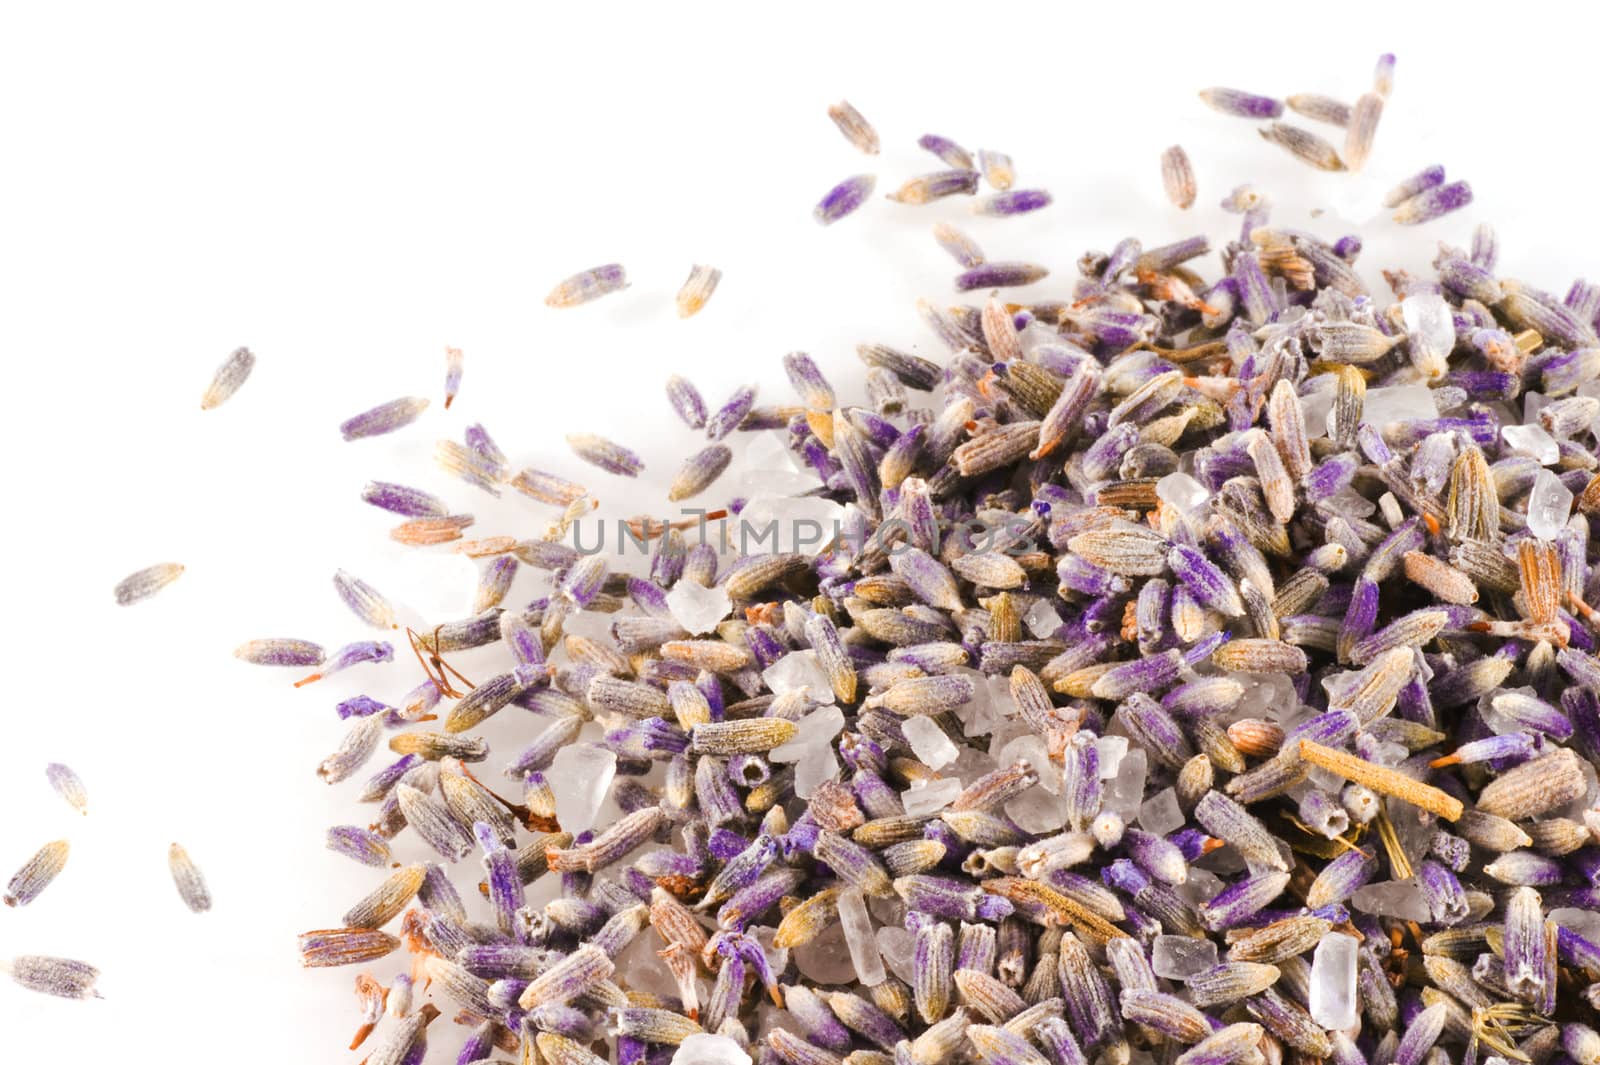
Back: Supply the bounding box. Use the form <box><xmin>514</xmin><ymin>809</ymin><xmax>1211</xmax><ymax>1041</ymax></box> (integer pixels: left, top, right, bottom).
<box><xmin>828</xmin><ymin>101</ymin><xmax>879</xmax><ymax>155</ymax></box>
<box><xmin>167</xmin><ymin>842</ymin><xmax>212</xmax><ymax>913</ymax></box>
<box><xmin>201</xmin><ymin>346</ymin><xmax>255</xmax><ymax>410</ymax></box>
<box><xmin>545</xmin><ymin>264</ymin><xmax>627</xmax><ymax>307</ymax></box>
<box><xmin>340</xmin><ymin>396</ymin><xmax>429</xmax><ymax>441</ymax></box>
<box><xmin>45</xmin><ymin>763</ymin><xmax>87</xmax><ymax>815</ymax></box>
<box><xmin>4</xmin><ymin>840</ymin><xmax>69</xmax><ymax>908</ymax></box>
<box><xmin>816</xmin><ymin>175</ymin><xmax>876</xmax><ymax>225</ymax></box>
<box><xmin>114</xmin><ymin>562</ymin><xmax>184</xmax><ymax>605</ymax></box>
<box><xmin>2</xmin><ymin>955</ymin><xmax>101</xmax><ymax>1000</ymax></box>
<box><xmin>1160</xmin><ymin>146</ymin><xmax>1195</xmax><ymax>209</ymax></box>
<box><xmin>676</xmin><ymin>264</ymin><xmax>722</xmax><ymax>319</ymax></box>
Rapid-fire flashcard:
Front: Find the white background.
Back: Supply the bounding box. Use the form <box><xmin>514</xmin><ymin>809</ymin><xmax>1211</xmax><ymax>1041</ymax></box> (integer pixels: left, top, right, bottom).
<box><xmin>2</xmin><ymin>0</ymin><xmax>1596</xmax><ymax>1057</ymax></box>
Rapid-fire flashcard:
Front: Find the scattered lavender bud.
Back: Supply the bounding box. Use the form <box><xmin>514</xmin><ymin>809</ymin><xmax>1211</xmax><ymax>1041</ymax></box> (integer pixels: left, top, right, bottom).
<box><xmin>200</xmin><ymin>346</ymin><xmax>255</xmax><ymax>410</ymax></box>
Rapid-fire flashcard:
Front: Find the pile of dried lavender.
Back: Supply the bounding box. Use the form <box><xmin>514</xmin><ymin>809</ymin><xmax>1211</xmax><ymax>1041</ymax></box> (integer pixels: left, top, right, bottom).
<box><xmin>19</xmin><ymin>49</ymin><xmax>1600</xmax><ymax>1065</ymax></box>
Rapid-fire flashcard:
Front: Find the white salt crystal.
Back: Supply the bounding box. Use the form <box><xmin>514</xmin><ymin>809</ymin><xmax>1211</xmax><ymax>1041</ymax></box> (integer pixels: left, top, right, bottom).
<box><xmin>1138</xmin><ymin>787</ymin><xmax>1185</xmax><ymax>836</ymax></box>
<box><xmin>1363</xmin><ymin>385</ymin><xmax>1436</xmax><ymax>428</ymax></box>
<box><xmin>752</xmin><ymin>925</ymin><xmax>788</xmax><ymax>982</ymax></box>
<box><xmin>1378</xmin><ymin>492</ymin><xmax>1404</xmax><ymax>529</ymax></box>
<box><xmin>902</xmin><ymin>716</ymin><xmax>960</xmax><ymax>770</ymax></box>
<box><xmin>1524</xmin><ymin>391</ymin><xmax>1549</xmax><ymax>425</ymax></box>
<box><xmin>998</xmin><ymin>734</ymin><xmax>1058</xmax><ymax>794</ymax></box>
<box><xmin>1309</xmin><ymin>932</ymin><xmax>1359</xmax><ymax>1030</ymax></box>
<box><xmin>951</xmin><ymin>747</ymin><xmax>998</xmax><ymax>785</ymax></box>
<box><xmin>792</xmin><ymin>919</ymin><xmax>857</xmax><ymax>984</ymax></box>
<box><xmin>1156</xmin><ymin>472</ymin><xmax>1210</xmax><ymax>515</ymax></box>
<box><xmin>1390</xmin><ymin>802</ymin><xmax>1438</xmax><ymax>867</ymax></box>
<box><xmin>1102</xmin><ymin>748</ymin><xmax>1147</xmax><ymax>817</ymax></box>
<box><xmin>547</xmin><ymin>744</ymin><xmax>616</xmax><ymax>834</ymax></box>
<box><xmin>875</xmin><ymin>926</ymin><xmax>916</xmax><ymax>984</ymax></box>
<box><xmin>1004</xmin><ymin>786</ymin><xmax>1069</xmax><ymax>833</ymax></box>
<box><xmin>988</xmin><ymin>673</ymin><xmax>1019</xmax><ymax>712</ymax></box>
<box><xmin>762</xmin><ymin>651</ymin><xmax>836</xmax><ymax>705</ymax></box>
<box><xmin>673</xmin><ymin>1034</ymin><xmax>752</xmax><ymax>1065</ymax></box>
<box><xmin>902</xmin><ymin>777</ymin><xmax>963</xmax><ymax>816</ymax></box>
<box><xmin>1300</xmin><ymin>378</ymin><xmax>1336</xmax><ymax>439</ymax></box>
<box><xmin>1095</xmin><ymin>735</ymin><xmax>1129</xmax><ymax>779</ymax></box>
<box><xmin>867</xmin><ymin>896</ymin><xmax>904</xmax><ymax>928</ymax></box>
<box><xmin>1527</xmin><ymin>468</ymin><xmax>1573</xmax><ymax>540</ymax></box>
<box><xmin>1551</xmin><ymin>907</ymin><xmax>1600</xmax><ymax>944</ymax></box>
<box><xmin>666</xmin><ymin>580</ymin><xmax>732</xmax><ymax>635</ymax></box>
<box><xmin>770</xmin><ymin>704</ymin><xmax>845</xmax><ymax>762</ymax></box>
<box><xmin>1235</xmin><ymin>674</ymin><xmax>1298</xmax><ymax>721</ymax></box>
<box><xmin>1400</xmin><ymin>293</ymin><xmax>1454</xmax><ymax>379</ymax></box>
<box><xmin>744</xmin><ymin>431</ymin><xmax>804</xmax><ymax>473</ymax></box>
<box><xmin>738</xmin><ymin>433</ymin><xmax>820</xmax><ymax>498</ymax></box>
<box><xmin>1502</xmin><ymin>423</ymin><xmax>1560</xmax><ymax>466</ymax></box>
<box><xmin>1151</xmin><ymin>934</ymin><xmax>1218</xmax><ymax>980</ymax></box>
<box><xmin>1177</xmin><ymin>867</ymin><xmax>1226</xmax><ymax>905</ymax></box>
<box><xmin>795</xmin><ymin>747</ymin><xmax>839</xmax><ymax>799</ymax></box>
<box><xmin>734</xmin><ymin>496</ymin><xmax>847</xmax><ymax>555</ymax></box>
<box><xmin>837</xmin><ymin>887</ymin><xmax>886</xmax><ymax>986</ymax></box>
<box><xmin>1024</xmin><ymin>598</ymin><xmax>1064</xmax><ymax>639</ymax></box>
<box><xmin>1351</xmin><ymin>877</ymin><xmax>1430</xmax><ymax>921</ymax></box>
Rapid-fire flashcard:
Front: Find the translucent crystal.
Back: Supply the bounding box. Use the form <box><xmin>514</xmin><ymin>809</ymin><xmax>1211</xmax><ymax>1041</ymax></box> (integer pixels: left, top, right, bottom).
<box><xmin>1551</xmin><ymin>907</ymin><xmax>1600</xmax><ymax>944</ymax></box>
<box><xmin>770</xmin><ymin>704</ymin><xmax>845</xmax><ymax>762</ymax></box>
<box><xmin>665</xmin><ymin>580</ymin><xmax>732</xmax><ymax>635</ymax></box>
<box><xmin>1235</xmin><ymin>673</ymin><xmax>1298</xmax><ymax>721</ymax></box>
<box><xmin>998</xmin><ymin>734</ymin><xmax>1058</xmax><ymax>794</ymax></box>
<box><xmin>614</xmin><ymin>919</ymin><xmax>686</xmax><ymax>998</ymax></box>
<box><xmin>762</xmin><ymin>651</ymin><xmax>836</xmax><ymax>705</ymax></box>
<box><xmin>837</xmin><ymin>887</ymin><xmax>886</xmax><ymax>985</ymax></box>
<box><xmin>792</xmin><ymin>919</ymin><xmax>857</xmax><ymax>984</ymax></box>
<box><xmin>1138</xmin><ymin>787</ymin><xmax>1185</xmax><ymax>836</ymax></box>
<box><xmin>1363</xmin><ymin>385</ymin><xmax>1436</xmax><ymax>428</ymax></box>
<box><xmin>866</xmin><ymin>895</ymin><xmax>904</xmax><ymax>927</ymax></box>
<box><xmin>951</xmin><ymin>747</ymin><xmax>998</xmax><ymax>786</ymax></box>
<box><xmin>1152</xmin><ymin>934</ymin><xmax>1218</xmax><ymax>980</ymax></box>
<box><xmin>733</xmin><ymin>496</ymin><xmax>847</xmax><ymax>556</ymax></box>
<box><xmin>1309</xmin><ymin>932</ymin><xmax>1359</xmax><ymax>1030</ymax></box>
<box><xmin>1527</xmin><ymin>468</ymin><xmax>1573</xmax><ymax>540</ymax></box>
<box><xmin>547</xmin><ymin>744</ymin><xmax>616</xmax><ymax>833</ymax></box>
<box><xmin>1300</xmin><ymin>378</ymin><xmax>1336</xmax><ymax>439</ymax></box>
<box><xmin>1378</xmin><ymin>492</ymin><xmax>1404</xmax><ymax>529</ymax></box>
<box><xmin>1024</xmin><ymin>598</ymin><xmax>1064</xmax><ymax>639</ymax></box>
<box><xmin>1102</xmin><ymin>747</ymin><xmax>1147</xmax><ymax>816</ymax></box>
<box><xmin>795</xmin><ymin>747</ymin><xmax>839</xmax><ymax>799</ymax></box>
<box><xmin>1400</xmin><ymin>293</ymin><xmax>1454</xmax><ymax>378</ymax></box>
<box><xmin>1177</xmin><ymin>867</ymin><xmax>1226</xmax><ymax>905</ymax></box>
<box><xmin>1502</xmin><ymin>423</ymin><xmax>1560</xmax><ymax>465</ymax></box>
<box><xmin>1351</xmin><ymin>877</ymin><xmax>1430</xmax><ymax>921</ymax></box>
<box><xmin>1389</xmin><ymin>801</ymin><xmax>1438</xmax><ymax>867</ymax></box>
<box><xmin>902</xmin><ymin>716</ymin><xmax>960</xmax><ymax>770</ymax></box>
<box><xmin>1005</xmin><ymin>786</ymin><xmax>1069</xmax><ymax>833</ymax></box>
<box><xmin>902</xmin><ymin>777</ymin><xmax>963</xmax><ymax>816</ymax></box>
<box><xmin>1157</xmin><ymin>472</ymin><xmax>1210</xmax><ymax>515</ymax></box>
<box><xmin>738</xmin><ymin>433</ymin><xmax>823</xmax><ymax>498</ymax></box>
<box><xmin>673</xmin><ymin>1034</ymin><xmax>753</xmax><ymax>1065</ymax></box>
<box><xmin>752</xmin><ymin>925</ymin><xmax>789</xmax><ymax>983</ymax></box>
<box><xmin>1096</xmin><ymin>735</ymin><xmax>1129</xmax><ymax>779</ymax></box>
<box><xmin>875</xmin><ymin>926</ymin><xmax>917</xmax><ymax>984</ymax></box>
<box><xmin>1524</xmin><ymin>391</ymin><xmax>1549</xmax><ymax>425</ymax></box>
<box><xmin>979</xmin><ymin>668</ymin><xmax>1017</xmax><ymax>716</ymax></box>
